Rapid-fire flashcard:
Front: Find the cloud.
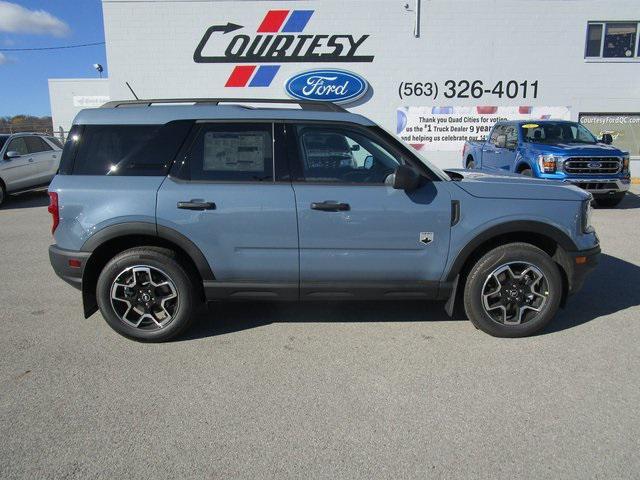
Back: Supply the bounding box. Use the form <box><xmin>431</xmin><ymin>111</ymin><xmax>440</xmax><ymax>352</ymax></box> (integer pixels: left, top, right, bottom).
<box><xmin>0</xmin><ymin>1</ymin><xmax>70</xmax><ymax>37</ymax></box>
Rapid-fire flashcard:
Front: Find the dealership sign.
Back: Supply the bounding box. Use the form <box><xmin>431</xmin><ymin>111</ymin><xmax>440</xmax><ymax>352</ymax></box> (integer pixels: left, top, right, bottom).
<box><xmin>285</xmin><ymin>70</ymin><xmax>368</xmax><ymax>104</ymax></box>
<box><xmin>193</xmin><ymin>10</ymin><xmax>374</xmax><ymax>87</ymax></box>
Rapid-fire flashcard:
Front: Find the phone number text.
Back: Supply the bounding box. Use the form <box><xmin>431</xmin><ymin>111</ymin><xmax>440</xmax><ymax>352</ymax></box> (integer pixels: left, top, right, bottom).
<box><xmin>398</xmin><ymin>80</ymin><xmax>539</xmax><ymax>100</ymax></box>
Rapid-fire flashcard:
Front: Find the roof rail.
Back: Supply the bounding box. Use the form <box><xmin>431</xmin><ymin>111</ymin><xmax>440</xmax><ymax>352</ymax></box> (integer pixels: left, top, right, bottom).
<box><xmin>100</xmin><ymin>98</ymin><xmax>347</xmax><ymax>113</ymax></box>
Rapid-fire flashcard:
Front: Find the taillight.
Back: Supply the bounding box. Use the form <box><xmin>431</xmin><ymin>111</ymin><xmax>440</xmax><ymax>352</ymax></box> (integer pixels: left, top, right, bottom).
<box><xmin>48</xmin><ymin>192</ymin><xmax>59</xmax><ymax>234</ymax></box>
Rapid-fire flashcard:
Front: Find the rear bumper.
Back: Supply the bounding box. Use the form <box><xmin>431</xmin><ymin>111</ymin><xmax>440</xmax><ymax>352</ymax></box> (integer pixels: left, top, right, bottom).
<box><xmin>565</xmin><ymin>245</ymin><xmax>600</xmax><ymax>296</ymax></box>
<box><xmin>48</xmin><ymin>245</ymin><xmax>89</xmax><ymax>290</ymax></box>
<box><xmin>563</xmin><ymin>178</ymin><xmax>630</xmax><ymax>195</ymax></box>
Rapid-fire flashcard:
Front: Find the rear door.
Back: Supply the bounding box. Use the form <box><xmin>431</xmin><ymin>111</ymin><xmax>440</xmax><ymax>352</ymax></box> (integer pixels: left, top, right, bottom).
<box><xmin>481</xmin><ymin>125</ymin><xmax>504</xmax><ymax>171</ymax></box>
<box><xmin>24</xmin><ymin>136</ymin><xmax>59</xmax><ymax>183</ymax></box>
<box><xmin>287</xmin><ymin>122</ymin><xmax>452</xmax><ymax>299</ymax></box>
<box><xmin>156</xmin><ymin>122</ymin><xmax>299</xmax><ymax>299</ymax></box>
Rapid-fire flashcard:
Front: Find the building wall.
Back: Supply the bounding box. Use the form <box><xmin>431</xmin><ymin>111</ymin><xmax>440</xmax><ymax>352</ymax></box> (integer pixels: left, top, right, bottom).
<box><xmin>99</xmin><ymin>0</ymin><xmax>640</xmax><ymax>168</ymax></box>
<box><xmin>48</xmin><ymin>78</ymin><xmax>110</xmax><ymax>138</ymax></box>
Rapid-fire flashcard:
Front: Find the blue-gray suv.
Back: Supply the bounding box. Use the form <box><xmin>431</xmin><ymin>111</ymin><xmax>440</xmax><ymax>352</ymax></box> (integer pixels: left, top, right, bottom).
<box><xmin>48</xmin><ymin>99</ymin><xmax>600</xmax><ymax>341</ymax></box>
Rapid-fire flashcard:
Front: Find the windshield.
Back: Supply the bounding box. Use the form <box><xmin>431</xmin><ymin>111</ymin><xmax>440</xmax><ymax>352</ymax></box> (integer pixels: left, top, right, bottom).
<box><xmin>521</xmin><ymin>121</ymin><xmax>598</xmax><ymax>145</ymax></box>
<box><xmin>0</xmin><ymin>135</ymin><xmax>8</xmax><ymax>150</ymax></box>
<box><xmin>372</xmin><ymin>125</ymin><xmax>450</xmax><ymax>181</ymax></box>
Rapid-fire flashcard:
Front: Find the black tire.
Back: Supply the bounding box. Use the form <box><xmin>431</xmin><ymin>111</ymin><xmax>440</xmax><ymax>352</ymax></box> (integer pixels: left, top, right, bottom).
<box><xmin>519</xmin><ymin>168</ymin><xmax>533</xmax><ymax>177</ymax></box>
<box><xmin>96</xmin><ymin>247</ymin><xmax>196</xmax><ymax>342</ymax></box>
<box><xmin>594</xmin><ymin>193</ymin><xmax>625</xmax><ymax>208</ymax></box>
<box><xmin>466</xmin><ymin>158</ymin><xmax>475</xmax><ymax>169</ymax></box>
<box><xmin>463</xmin><ymin>243</ymin><xmax>562</xmax><ymax>338</ymax></box>
<box><xmin>0</xmin><ymin>181</ymin><xmax>5</xmax><ymax>206</ymax></box>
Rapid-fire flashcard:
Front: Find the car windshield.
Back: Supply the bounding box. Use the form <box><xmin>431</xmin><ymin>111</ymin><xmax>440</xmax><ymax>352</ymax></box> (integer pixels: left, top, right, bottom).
<box><xmin>0</xmin><ymin>135</ymin><xmax>8</xmax><ymax>150</ymax></box>
<box><xmin>521</xmin><ymin>122</ymin><xmax>598</xmax><ymax>145</ymax></box>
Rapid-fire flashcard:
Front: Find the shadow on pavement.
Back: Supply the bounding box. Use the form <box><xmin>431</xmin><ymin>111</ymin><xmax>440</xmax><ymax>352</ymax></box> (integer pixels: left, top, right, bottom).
<box><xmin>594</xmin><ymin>190</ymin><xmax>640</xmax><ymax>210</ymax></box>
<box><xmin>0</xmin><ymin>190</ymin><xmax>49</xmax><ymax>210</ymax></box>
<box><xmin>542</xmin><ymin>253</ymin><xmax>639</xmax><ymax>334</ymax></box>
<box><xmin>178</xmin><ymin>253</ymin><xmax>638</xmax><ymax>341</ymax></box>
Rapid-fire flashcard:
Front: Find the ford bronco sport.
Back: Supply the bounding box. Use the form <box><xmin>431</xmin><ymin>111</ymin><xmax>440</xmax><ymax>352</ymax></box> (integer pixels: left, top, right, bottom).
<box><xmin>48</xmin><ymin>99</ymin><xmax>600</xmax><ymax>341</ymax></box>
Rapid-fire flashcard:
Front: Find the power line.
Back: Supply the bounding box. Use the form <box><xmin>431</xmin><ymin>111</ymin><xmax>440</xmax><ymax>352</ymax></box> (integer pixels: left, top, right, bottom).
<box><xmin>0</xmin><ymin>41</ymin><xmax>105</xmax><ymax>52</ymax></box>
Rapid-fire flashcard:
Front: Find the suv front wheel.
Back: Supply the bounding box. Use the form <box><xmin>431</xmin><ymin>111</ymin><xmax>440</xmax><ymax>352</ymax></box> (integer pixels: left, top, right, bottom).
<box><xmin>463</xmin><ymin>243</ymin><xmax>562</xmax><ymax>337</ymax></box>
<box><xmin>96</xmin><ymin>247</ymin><xmax>196</xmax><ymax>341</ymax></box>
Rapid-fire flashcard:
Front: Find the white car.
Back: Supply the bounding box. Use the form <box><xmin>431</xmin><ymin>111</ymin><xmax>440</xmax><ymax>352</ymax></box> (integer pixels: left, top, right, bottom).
<box><xmin>0</xmin><ymin>133</ymin><xmax>62</xmax><ymax>206</ymax></box>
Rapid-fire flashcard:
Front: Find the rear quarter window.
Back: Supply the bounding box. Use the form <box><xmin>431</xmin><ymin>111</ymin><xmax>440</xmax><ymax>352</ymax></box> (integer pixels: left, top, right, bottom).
<box><xmin>65</xmin><ymin>121</ymin><xmax>192</xmax><ymax>176</ymax></box>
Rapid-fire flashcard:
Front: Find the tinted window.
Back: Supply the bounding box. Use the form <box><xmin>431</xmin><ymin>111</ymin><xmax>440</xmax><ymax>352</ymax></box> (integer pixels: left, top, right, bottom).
<box><xmin>586</xmin><ymin>23</ymin><xmax>603</xmax><ymax>57</ymax></box>
<box><xmin>7</xmin><ymin>137</ymin><xmax>28</xmax><ymax>156</ymax></box>
<box><xmin>58</xmin><ymin>126</ymin><xmax>81</xmax><ymax>175</ymax></box>
<box><xmin>71</xmin><ymin>122</ymin><xmax>191</xmax><ymax>176</ymax></box>
<box><xmin>296</xmin><ymin>125</ymin><xmax>402</xmax><ymax>183</ymax></box>
<box><xmin>188</xmin><ymin>123</ymin><xmax>273</xmax><ymax>181</ymax></box>
<box><xmin>47</xmin><ymin>137</ymin><xmax>64</xmax><ymax>149</ymax></box>
<box><xmin>25</xmin><ymin>136</ymin><xmax>52</xmax><ymax>153</ymax></box>
<box><xmin>603</xmin><ymin>23</ymin><xmax>637</xmax><ymax>58</ymax></box>
<box><xmin>0</xmin><ymin>135</ymin><xmax>8</xmax><ymax>150</ymax></box>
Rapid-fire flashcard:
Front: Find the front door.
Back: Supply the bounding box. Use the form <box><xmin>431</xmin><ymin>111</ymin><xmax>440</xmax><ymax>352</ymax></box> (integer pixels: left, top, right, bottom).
<box><xmin>287</xmin><ymin>123</ymin><xmax>452</xmax><ymax>299</ymax></box>
<box><xmin>2</xmin><ymin>137</ymin><xmax>34</xmax><ymax>191</ymax></box>
<box><xmin>156</xmin><ymin>122</ymin><xmax>299</xmax><ymax>299</ymax></box>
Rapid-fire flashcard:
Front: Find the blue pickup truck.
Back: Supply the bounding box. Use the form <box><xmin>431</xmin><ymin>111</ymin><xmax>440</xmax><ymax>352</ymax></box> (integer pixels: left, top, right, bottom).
<box><xmin>462</xmin><ymin>120</ymin><xmax>631</xmax><ymax>207</ymax></box>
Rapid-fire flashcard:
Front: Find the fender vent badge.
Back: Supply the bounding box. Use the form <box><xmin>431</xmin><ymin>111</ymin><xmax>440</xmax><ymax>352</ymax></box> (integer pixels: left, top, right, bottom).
<box><xmin>419</xmin><ymin>232</ymin><xmax>434</xmax><ymax>245</ymax></box>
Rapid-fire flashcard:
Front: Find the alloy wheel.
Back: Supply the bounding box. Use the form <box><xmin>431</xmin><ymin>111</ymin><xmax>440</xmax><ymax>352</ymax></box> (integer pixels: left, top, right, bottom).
<box><xmin>110</xmin><ymin>265</ymin><xmax>178</xmax><ymax>330</ymax></box>
<box><xmin>481</xmin><ymin>262</ymin><xmax>549</xmax><ymax>325</ymax></box>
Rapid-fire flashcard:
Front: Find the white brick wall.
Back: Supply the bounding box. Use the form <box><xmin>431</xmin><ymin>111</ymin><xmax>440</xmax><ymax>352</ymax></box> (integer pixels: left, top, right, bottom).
<box><xmin>96</xmin><ymin>0</ymin><xmax>640</xmax><ymax>167</ymax></box>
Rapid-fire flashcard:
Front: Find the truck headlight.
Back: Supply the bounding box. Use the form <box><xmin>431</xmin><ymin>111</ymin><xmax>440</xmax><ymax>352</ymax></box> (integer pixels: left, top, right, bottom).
<box><xmin>582</xmin><ymin>199</ymin><xmax>594</xmax><ymax>233</ymax></box>
<box><xmin>537</xmin><ymin>154</ymin><xmax>557</xmax><ymax>173</ymax></box>
<box><xmin>622</xmin><ymin>154</ymin><xmax>630</xmax><ymax>173</ymax></box>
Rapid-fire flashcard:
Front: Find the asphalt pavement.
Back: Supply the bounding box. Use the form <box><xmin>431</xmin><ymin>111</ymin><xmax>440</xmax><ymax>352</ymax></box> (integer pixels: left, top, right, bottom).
<box><xmin>1</xmin><ymin>188</ymin><xmax>639</xmax><ymax>479</ymax></box>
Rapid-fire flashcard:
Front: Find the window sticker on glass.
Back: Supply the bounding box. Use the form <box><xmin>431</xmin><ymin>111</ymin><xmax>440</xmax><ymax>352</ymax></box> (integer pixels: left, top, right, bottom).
<box><xmin>203</xmin><ymin>132</ymin><xmax>266</xmax><ymax>172</ymax></box>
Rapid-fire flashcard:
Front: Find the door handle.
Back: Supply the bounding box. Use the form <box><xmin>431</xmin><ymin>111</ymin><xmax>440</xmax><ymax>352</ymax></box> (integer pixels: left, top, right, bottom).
<box><xmin>310</xmin><ymin>201</ymin><xmax>350</xmax><ymax>212</ymax></box>
<box><xmin>177</xmin><ymin>200</ymin><xmax>216</xmax><ymax>210</ymax></box>
<box><xmin>28</xmin><ymin>158</ymin><xmax>34</xmax><ymax>162</ymax></box>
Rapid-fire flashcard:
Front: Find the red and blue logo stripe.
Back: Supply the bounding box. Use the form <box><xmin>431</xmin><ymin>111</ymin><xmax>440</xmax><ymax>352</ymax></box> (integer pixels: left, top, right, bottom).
<box><xmin>225</xmin><ymin>10</ymin><xmax>314</xmax><ymax>88</ymax></box>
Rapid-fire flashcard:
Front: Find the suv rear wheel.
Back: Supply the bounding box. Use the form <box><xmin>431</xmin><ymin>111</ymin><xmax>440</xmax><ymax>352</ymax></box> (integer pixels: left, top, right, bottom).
<box><xmin>96</xmin><ymin>247</ymin><xmax>196</xmax><ymax>341</ymax></box>
<box><xmin>463</xmin><ymin>243</ymin><xmax>562</xmax><ymax>337</ymax></box>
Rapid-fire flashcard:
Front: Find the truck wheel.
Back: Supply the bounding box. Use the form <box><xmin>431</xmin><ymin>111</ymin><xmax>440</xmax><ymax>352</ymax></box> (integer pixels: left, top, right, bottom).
<box><xmin>0</xmin><ymin>182</ymin><xmax>5</xmax><ymax>207</ymax></box>
<box><xmin>594</xmin><ymin>193</ymin><xmax>625</xmax><ymax>208</ymax></box>
<box><xmin>96</xmin><ymin>247</ymin><xmax>196</xmax><ymax>342</ymax></box>
<box><xmin>463</xmin><ymin>243</ymin><xmax>562</xmax><ymax>338</ymax></box>
<box><xmin>519</xmin><ymin>168</ymin><xmax>533</xmax><ymax>177</ymax></box>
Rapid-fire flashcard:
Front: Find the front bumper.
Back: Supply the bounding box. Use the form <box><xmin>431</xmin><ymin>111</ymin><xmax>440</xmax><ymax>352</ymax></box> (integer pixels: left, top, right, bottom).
<box><xmin>563</xmin><ymin>178</ymin><xmax>630</xmax><ymax>195</ymax></box>
<box><xmin>48</xmin><ymin>245</ymin><xmax>90</xmax><ymax>290</ymax></box>
<box><xmin>565</xmin><ymin>245</ymin><xmax>600</xmax><ymax>296</ymax></box>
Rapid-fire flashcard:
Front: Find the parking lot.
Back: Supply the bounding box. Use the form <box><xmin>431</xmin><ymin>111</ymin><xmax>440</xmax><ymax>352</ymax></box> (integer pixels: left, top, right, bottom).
<box><xmin>0</xmin><ymin>187</ymin><xmax>638</xmax><ymax>479</ymax></box>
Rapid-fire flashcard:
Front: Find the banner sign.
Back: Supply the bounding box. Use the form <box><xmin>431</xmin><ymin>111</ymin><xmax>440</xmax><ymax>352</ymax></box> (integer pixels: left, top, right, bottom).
<box><xmin>397</xmin><ymin>106</ymin><xmax>571</xmax><ymax>151</ymax></box>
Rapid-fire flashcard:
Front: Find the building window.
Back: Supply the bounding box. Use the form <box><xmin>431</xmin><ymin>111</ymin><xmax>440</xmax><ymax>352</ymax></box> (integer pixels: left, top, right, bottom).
<box><xmin>579</xmin><ymin>113</ymin><xmax>640</xmax><ymax>159</ymax></box>
<box><xmin>586</xmin><ymin>22</ymin><xmax>639</xmax><ymax>59</ymax></box>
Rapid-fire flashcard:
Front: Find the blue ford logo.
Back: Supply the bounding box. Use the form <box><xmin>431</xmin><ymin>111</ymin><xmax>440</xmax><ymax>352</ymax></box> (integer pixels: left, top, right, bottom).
<box><xmin>285</xmin><ymin>69</ymin><xmax>369</xmax><ymax>104</ymax></box>
<box><xmin>588</xmin><ymin>161</ymin><xmax>602</xmax><ymax>169</ymax></box>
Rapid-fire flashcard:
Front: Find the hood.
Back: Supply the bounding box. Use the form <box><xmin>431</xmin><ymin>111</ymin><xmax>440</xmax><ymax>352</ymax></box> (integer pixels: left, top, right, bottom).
<box><xmin>525</xmin><ymin>142</ymin><xmax>626</xmax><ymax>157</ymax></box>
<box><xmin>445</xmin><ymin>169</ymin><xmax>590</xmax><ymax>201</ymax></box>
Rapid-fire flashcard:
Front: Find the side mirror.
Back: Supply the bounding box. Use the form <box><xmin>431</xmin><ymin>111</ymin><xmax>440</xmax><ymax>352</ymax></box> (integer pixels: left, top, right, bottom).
<box><xmin>386</xmin><ymin>165</ymin><xmax>420</xmax><ymax>191</ymax></box>
<box><xmin>600</xmin><ymin>133</ymin><xmax>613</xmax><ymax>145</ymax></box>
<box><xmin>495</xmin><ymin>134</ymin><xmax>507</xmax><ymax>149</ymax></box>
<box><xmin>4</xmin><ymin>151</ymin><xmax>21</xmax><ymax>160</ymax></box>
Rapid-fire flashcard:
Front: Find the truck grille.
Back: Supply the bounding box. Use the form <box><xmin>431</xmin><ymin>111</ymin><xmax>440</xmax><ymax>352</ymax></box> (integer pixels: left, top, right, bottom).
<box><xmin>564</xmin><ymin>157</ymin><xmax>621</xmax><ymax>174</ymax></box>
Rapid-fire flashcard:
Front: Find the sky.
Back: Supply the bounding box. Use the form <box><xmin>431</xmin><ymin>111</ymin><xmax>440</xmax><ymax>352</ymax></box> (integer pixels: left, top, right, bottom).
<box><xmin>0</xmin><ymin>0</ymin><xmax>107</xmax><ymax>117</ymax></box>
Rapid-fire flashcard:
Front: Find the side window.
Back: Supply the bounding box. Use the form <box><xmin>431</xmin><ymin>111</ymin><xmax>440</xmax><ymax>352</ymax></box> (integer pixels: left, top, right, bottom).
<box><xmin>490</xmin><ymin>125</ymin><xmax>505</xmax><ymax>145</ymax></box>
<box><xmin>71</xmin><ymin>122</ymin><xmax>191</xmax><ymax>176</ymax></box>
<box><xmin>25</xmin><ymin>136</ymin><xmax>53</xmax><ymax>153</ymax></box>
<box><xmin>7</xmin><ymin>137</ymin><xmax>28</xmax><ymax>156</ymax></box>
<box><xmin>505</xmin><ymin>126</ymin><xmax>518</xmax><ymax>148</ymax></box>
<box><xmin>188</xmin><ymin>123</ymin><xmax>273</xmax><ymax>182</ymax></box>
<box><xmin>47</xmin><ymin>137</ymin><xmax>64</xmax><ymax>149</ymax></box>
<box><xmin>295</xmin><ymin>126</ymin><xmax>401</xmax><ymax>183</ymax></box>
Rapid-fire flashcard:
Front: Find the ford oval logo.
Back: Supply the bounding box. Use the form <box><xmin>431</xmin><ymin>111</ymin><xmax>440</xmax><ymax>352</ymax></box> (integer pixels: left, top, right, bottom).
<box><xmin>588</xmin><ymin>161</ymin><xmax>603</xmax><ymax>169</ymax></box>
<box><xmin>285</xmin><ymin>69</ymin><xmax>369</xmax><ymax>104</ymax></box>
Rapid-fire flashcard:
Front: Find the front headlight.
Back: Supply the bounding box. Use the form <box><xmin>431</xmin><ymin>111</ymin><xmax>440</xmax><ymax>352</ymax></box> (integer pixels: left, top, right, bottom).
<box><xmin>537</xmin><ymin>154</ymin><xmax>557</xmax><ymax>173</ymax></box>
<box><xmin>582</xmin><ymin>199</ymin><xmax>594</xmax><ymax>233</ymax></box>
<box><xmin>622</xmin><ymin>154</ymin><xmax>630</xmax><ymax>173</ymax></box>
